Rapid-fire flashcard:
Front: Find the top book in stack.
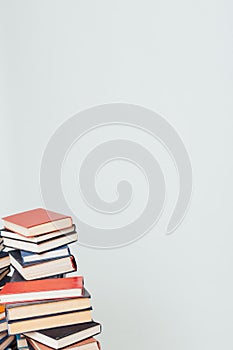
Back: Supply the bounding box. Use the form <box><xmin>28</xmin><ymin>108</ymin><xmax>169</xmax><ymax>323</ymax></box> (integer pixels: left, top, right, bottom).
<box><xmin>2</xmin><ymin>208</ymin><xmax>73</xmax><ymax>237</ymax></box>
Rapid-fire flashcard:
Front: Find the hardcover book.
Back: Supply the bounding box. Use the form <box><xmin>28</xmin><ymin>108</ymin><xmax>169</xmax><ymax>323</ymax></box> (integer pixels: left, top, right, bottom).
<box><xmin>7</xmin><ymin>308</ymin><xmax>92</xmax><ymax>334</ymax></box>
<box><xmin>2</xmin><ymin>208</ymin><xmax>73</xmax><ymax>237</ymax></box>
<box><xmin>0</xmin><ymin>276</ymin><xmax>83</xmax><ymax>303</ymax></box>
<box><xmin>7</xmin><ymin>289</ymin><xmax>91</xmax><ymax>321</ymax></box>
<box><xmin>1</xmin><ymin>230</ymin><xmax>78</xmax><ymax>254</ymax></box>
<box><xmin>9</xmin><ymin>250</ymin><xmax>77</xmax><ymax>280</ymax></box>
<box><xmin>10</xmin><ymin>270</ymin><xmax>64</xmax><ymax>283</ymax></box>
<box><xmin>27</xmin><ymin>337</ymin><xmax>100</xmax><ymax>350</ymax></box>
<box><xmin>0</xmin><ymin>252</ymin><xmax>10</xmax><ymax>269</ymax></box>
<box><xmin>24</xmin><ymin>322</ymin><xmax>101</xmax><ymax>349</ymax></box>
<box><xmin>0</xmin><ymin>317</ymin><xmax>7</xmax><ymax>332</ymax></box>
<box><xmin>0</xmin><ymin>335</ymin><xmax>15</xmax><ymax>350</ymax></box>
<box><xmin>21</xmin><ymin>245</ymin><xmax>70</xmax><ymax>264</ymax></box>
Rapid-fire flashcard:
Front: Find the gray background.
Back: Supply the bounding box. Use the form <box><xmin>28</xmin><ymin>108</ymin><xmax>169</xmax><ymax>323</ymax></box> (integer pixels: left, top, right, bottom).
<box><xmin>1</xmin><ymin>1</ymin><xmax>233</xmax><ymax>349</ymax></box>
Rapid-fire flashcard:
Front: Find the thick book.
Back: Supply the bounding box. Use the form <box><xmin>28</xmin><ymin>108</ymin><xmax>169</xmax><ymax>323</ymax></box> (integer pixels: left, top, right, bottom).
<box><xmin>9</xmin><ymin>250</ymin><xmax>77</xmax><ymax>280</ymax></box>
<box><xmin>24</xmin><ymin>322</ymin><xmax>101</xmax><ymax>349</ymax></box>
<box><xmin>21</xmin><ymin>245</ymin><xmax>70</xmax><ymax>264</ymax></box>
<box><xmin>28</xmin><ymin>337</ymin><xmax>100</xmax><ymax>350</ymax></box>
<box><xmin>0</xmin><ymin>276</ymin><xmax>83</xmax><ymax>303</ymax></box>
<box><xmin>2</xmin><ymin>208</ymin><xmax>73</xmax><ymax>237</ymax></box>
<box><xmin>0</xmin><ymin>252</ymin><xmax>10</xmax><ymax>269</ymax></box>
<box><xmin>7</xmin><ymin>308</ymin><xmax>92</xmax><ymax>334</ymax></box>
<box><xmin>0</xmin><ymin>335</ymin><xmax>15</xmax><ymax>350</ymax></box>
<box><xmin>1</xmin><ymin>230</ymin><xmax>77</xmax><ymax>254</ymax></box>
<box><xmin>7</xmin><ymin>289</ymin><xmax>91</xmax><ymax>321</ymax></box>
<box><xmin>10</xmin><ymin>270</ymin><xmax>64</xmax><ymax>283</ymax></box>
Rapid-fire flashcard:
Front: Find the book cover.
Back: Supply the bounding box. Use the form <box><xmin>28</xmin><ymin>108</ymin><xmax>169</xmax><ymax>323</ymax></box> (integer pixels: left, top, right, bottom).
<box><xmin>0</xmin><ymin>275</ymin><xmax>83</xmax><ymax>302</ymax></box>
<box><xmin>10</xmin><ymin>270</ymin><xmax>64</xmax><ymax>283</ymax></box>
<box><xmin>2</xmin><ymin>208</ymin><xmax>71</xmax><ymax>229</ymax></box>
<box><xmin>2</xmin><ymin>231</ymin><xmax>78</xmax><ymax>254</ymax></box>
<box><xmin>7</xmin><ymin>309</ymin><xmax>92</xmax><ymax>334</ymax></box>
<box><xmin>6</xmin><ymin>289</ymin><xmax>91</xmax><ymax>321</ymax></box>
<box><xmin>28</xmin><ymin>337</ymin><xmax>100</xmax><ymax>350</ymax></box>
<box><xmin>0</xmin><ymin>225</ymin><xmax>76</xmax><ymax>243</ymax></box>
<box><xmin>21</xmin><ymin>245</ymin><xmax>70</xmax><ymax>264</ymax></box>
<box><xmin>24</xmin><ymin>322</ymin><xmax>101</xmax><ymax>349</ymax></box>
<box><xmin>9</xmin><ymin>250</ymin><xmax>77</xmax><ymax>280</ymax></box>
<box><xmin>2</xmin><ymin>208</ymin><xmax>73</xmax><ymax>236</ymax></box>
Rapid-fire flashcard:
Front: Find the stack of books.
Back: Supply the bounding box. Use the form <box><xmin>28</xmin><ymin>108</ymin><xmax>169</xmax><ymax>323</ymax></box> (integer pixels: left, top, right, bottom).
<box><xmin>0</xmin><ymin>251</ymin><xmax>11</xmax><ymax>290</ymax></box>
<box><xmin>0</xmin><ymin>208</ymin><xmax>102</xmax><ymax>350</ymax></box>
<box><xmin>0</xmin><ymin>246</ymin><xmax>13</xmax><ymax>349</ymax></box>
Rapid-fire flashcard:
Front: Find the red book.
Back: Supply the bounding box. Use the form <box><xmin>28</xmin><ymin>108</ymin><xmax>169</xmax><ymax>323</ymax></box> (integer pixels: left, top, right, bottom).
<box><xmin>2</xmin><ymin>208</ymin><xmax>73</xmax><ymax>237</ymax></box>
<box><xmin>0</xmin><ymin>276</ymin><xmax>83</xmax><ymax>303</ymax></box>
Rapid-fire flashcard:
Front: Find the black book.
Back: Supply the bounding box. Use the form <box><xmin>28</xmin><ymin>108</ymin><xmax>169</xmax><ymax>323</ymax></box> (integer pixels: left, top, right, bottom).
<box><xmin>9</xmin><ymin>250</ymin><xmax>77</xmax><ymax>280</ymax></box>
<box><xmin>24</xmin><ymin>322</ymin><xmax>101</xmax><ymax>349</ymax></box>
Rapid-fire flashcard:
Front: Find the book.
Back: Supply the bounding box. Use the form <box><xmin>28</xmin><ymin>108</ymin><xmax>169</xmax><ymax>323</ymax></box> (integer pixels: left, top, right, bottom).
<box><xmin>0</xmin><ymin>267</ymin><xmax>10</xmax><ymax>281</ymax></box>
<box><xmin>0</xmin><ymin>335</ymin><xmax>15</xmax><ymax>350</ymax></box>
<box><xmin>0</xmin><ymin>304</ymin><xmax>5</xmax><ymax>319</ymax></box>
<box><xmin>2</xmin><ymin>208</ymin><xmax>73</xmax><ymax>237</ymax></box>
<box><xmin>0</xmin><ymin>276</ymin><xmax>83</xmax><ymax>303</ymax></box>
<box><xmin>9</xmin><ymin>250</ymin><xmax>77</xmax><ymax>280</ymax></box>
<box><xmin>0</xmin><ymin>331</ymin><xmax>7</xmax><ymax>342</ymax></box>
<box><xmin>27</xmin><ymin>337</ymin><xmax>100</xmax><ymax>350</ymax></box>
<box><xmin>10</xmin><ymin>270</ymin><xmax>64</xmax><ymax>283</ymax></box>
<box><xmin>24</xmin><ymin>322</ymin><xmax>101</xmax><ymax>349</ymax></box>
<box><xmin>21</xmin><ymin>245</ymin><xmax>70</xmax><ymax>263</ymax></box>
<box><xmin>0</xmin><ymin>276</ymin><xmax>11</xmax><ymax>290</ymax></box>
<box><xmin>0</xmin><ymin>225</ymin><xmax>76</xmax><ymax>243</ymax></box>
<box><xmin>1</xmin><ymin>231</ymin><xmax>78</xmax><ymax>254</ymax></box>
<box><xmin>7</xmin><ymin>308</ymin><xmax>92</xmax><ymax>334</ymax></box>
<box><xmin>0</xmin><ymin>318</ymin><xmax>7</xmax><ymax>332</ymax></box>
<box><xmin>16</xmin><ymin>334</ymin><xmax>29</xmax><ymax>349</ymax></box>
<box><xmin>0</xmin><ymin>252</ymin><xmax>10</xmax><ymax>269</ymax></box>
<box><xmin>7</xmin><ymin>289</ymin><xmax>91</xmax><ymax>321</ymax></box>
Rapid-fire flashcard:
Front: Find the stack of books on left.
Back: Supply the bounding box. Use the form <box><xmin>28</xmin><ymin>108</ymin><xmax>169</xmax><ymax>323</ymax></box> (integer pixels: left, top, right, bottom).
<box><xmin>0</xmin><ymin>208</ymin><xmax>102</xmax><ymax>350</ymax></box>
<box><xmin>0</xmin><ymin>234</ymin><xmax>13</xmax><ymax>349</ymax></box>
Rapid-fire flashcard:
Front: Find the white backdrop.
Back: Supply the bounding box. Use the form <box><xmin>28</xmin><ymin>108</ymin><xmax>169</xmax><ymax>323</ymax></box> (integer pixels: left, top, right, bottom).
<box><xmin>1</xmin><ymin>1</ymin><xmax>233</xmax><ymax>349</ymax></box>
